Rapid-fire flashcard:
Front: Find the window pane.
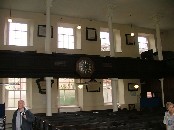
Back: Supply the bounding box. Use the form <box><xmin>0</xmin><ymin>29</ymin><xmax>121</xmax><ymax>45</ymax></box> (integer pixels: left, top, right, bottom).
<box><xmin>8</xmin><ymin>99</ymin><xmax>15</xmax><ymax>107</ymax></box>
<box><xmin>21</xmin><ymin>78</ymin><xmax>26</xmax><ymax>82</ymax></box>
<box><xmin>58</xmin><ymin>78</ymin><xmax>76</xmax><ymax>106</ymax></box>
<box><xmin>59</xmin><ymin>90</ymin><xmax>64</xmax><ymax>97</ymax></box>
<box><xmin>21</xmin><ymin>23</ymin><xmax>27</xmax><ymax>31</ymax></box>
<box><xmin>9</xmin><ymin>22</ymin><xmax>28</xmax><ymax>46</ymax></box>
<box><xmin>103</xmin><ymin>79</ymin><xmax>112</xmax><ymax>103</ymax></box>
<box><xmin>103</xmin><ymin>88</ymin><xmax>108</xmax><ymax>103</ymax></box>
<box><xmin>58</xmin><ymin>27</ymin><xmax>74</xmax><ymax>49</ymax></box>
<box><xmin>65</xmin><ymin>28</ymin><xmax>73</xmax><ymax>35</ymax></box>
<box><xmin>63</xmin><ymin>36</ymin><xmax>69</xmax><ymax>48</ymax></box>
<box><xmin>58</xmin><ymin>27</ymin><xmax>64</xmax><ymax>34</ymax></box>
<box><xmin>58</xmin><ymin>41</ymin><xmax>64</xmax><ymax>48</ymax></box>
<box><xmin>65</xmin><ymin>90</ymin><xmax>75</xmax><ymax>97</ymax></box>
<box><xmin>8</xmin><ymin>91</ymin><xmax>14</xmax><ymax>98</ymax></box>
<box><xmin>9</xmin><ymin>78</ymin><xmax>15</xmax><ymax>83</ymax></box>
<box><xmin>65</xmin><ymin>96</ymin><xmax>75</xmax><ymax>105</ymax></box>
<box><xmin>58</xmin><ymin>35</ymin><xmax>64</xmax><ymax>42</ymax></box>
<box><xmin>21</xmin><ymin>83</ymin><xmax>26</xmax><ymax>90</ymax></box>
<box><xmin>138</xmin><ymin>36</ymin><xmax>148</xmax><ymax>54</ymax></box>
<box><xmin>60</xmin><ymin>97</ymin><xmax>65</xmax><ymax>105</ymax></box>
<box><xmin>20</xmin><ymin>32</ymin><xmax>27</xmax><ymax>46</ymax></box>
<box><xmin>59</xmin><ymin>78</ymin><xmax>75</xmax><ymax>89</ymax></box>
<box><xmin>15</xmin><ymin>91</ymin><xmax>20</xmax><ymax>98</ymax></box>
<box><xmin>14</xmin><ymin>78</ymin><xmax>20</xmax><ymax>83</ymax></box>
<box><xmin>59</xmin><ymin>83</ymin><xmax>68</xmax><ymax>89</ymax></box>
<box><xmin>6</xmin><ymin>78</ymin><xmax>27</xmax><ymax>108</ymax></box>
<box><xmin>10</xmin><ymin>23</ymin><xmax>16</xmax><ymax>30</ymax></box>
<box><xmin>100</xmin><ymin>32</ymin><xmax>110</xmax><ymax>51</ymax></box>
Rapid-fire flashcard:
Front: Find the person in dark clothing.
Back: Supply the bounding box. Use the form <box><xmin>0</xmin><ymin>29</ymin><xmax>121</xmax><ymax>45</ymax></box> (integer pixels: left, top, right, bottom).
<box><xmin>12</xmin><ymin>100</ymin><xmax>34</xmax><ymax>130</ymax></box>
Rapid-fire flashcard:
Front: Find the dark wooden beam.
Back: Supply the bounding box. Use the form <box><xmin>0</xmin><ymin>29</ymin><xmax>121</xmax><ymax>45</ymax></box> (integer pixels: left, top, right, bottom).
<box><xmin>0</xmin><ymin>50</ymin><xmax>165</xmax><ymax>79</ymax></box>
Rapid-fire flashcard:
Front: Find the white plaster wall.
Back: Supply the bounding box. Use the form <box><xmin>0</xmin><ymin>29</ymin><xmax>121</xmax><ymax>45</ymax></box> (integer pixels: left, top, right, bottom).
<box><xmin>31</xmin><ymin>79</ymin><xmax>58</xmax><ymax>114</ymax></box>
<box><xmin>82</xmin><ymin>86</ymin><xmax>104</xmax><ymax>111</ymax></box>
<box><xmin>161</xmin><ymin>30</ymin><xmax>174</xmax><ymax>51</ymax></box>
<box><xmin>122</xmin><ymin>79</ymin><xmax>141</xmax><ymax>110</ymax></box>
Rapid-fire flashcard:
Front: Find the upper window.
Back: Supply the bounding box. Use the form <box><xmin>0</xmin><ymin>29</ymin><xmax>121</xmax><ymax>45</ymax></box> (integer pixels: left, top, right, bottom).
<box><xmin>5</xmin><ymin>78</ymin><xmax>27</xmax><ymax>108</ymax></box>
<box><xmin>100</xmin><ymin>31</ymin><xmax>110</xmax><ymax>51</ymax></box>
<box><xmin>100</xmin><ymin>28</ymin><xmax>122</xmax><ymax>52</ymax></box>
<box><xmin>58</xmin><ymin>78</ymin><xmax>76</xmax><ymax>106</ymax></box>
<box><xmin>58</xmin><ymin>27</ymin><xmax>74</xmax><ymax>49</ymax></box>
<box><xmin>4</xmin><ymin>18</ymin><xmax>33</xmax><ymax>46</ymax></box>
<box><xmin>103</xmin><ymin>79</ymin><xmax>112</xmax><ymax>104</ymax></box>
<box><xmin>138</xmin><ymin>36</ymin><xmax>148</xmax><ymax>54</ymax></box>
<box><xmin>57</xmin><ymin>23</ymin><xmax>81</xmax><ymax>49</ymax></box>
<box><xmin>9</xmin><ymin>22</ymin><xmax>28</xmax><ymax>46</ymax></box>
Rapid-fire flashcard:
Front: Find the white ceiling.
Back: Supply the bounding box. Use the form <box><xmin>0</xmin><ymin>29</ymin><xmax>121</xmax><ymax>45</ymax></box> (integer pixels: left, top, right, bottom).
<box><xmin>1</xmin><ymin>0</ymin><xmax>174</xmax><ymax>30</ymax></box>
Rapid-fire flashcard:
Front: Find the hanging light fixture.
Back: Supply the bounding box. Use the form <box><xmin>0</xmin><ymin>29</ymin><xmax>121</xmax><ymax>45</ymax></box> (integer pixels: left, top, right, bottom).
<box><xmin>8</xmin><ymin>9</ymin><xmax>12</xmax><ymax>23</ymax></box>
<box><xmin>134</xmin><ymin>84</ymin><xmax>139</xmax><ymax>89</ymax></box>
<box><xmin>130</xmin><ymin>24</ymin><xmax>134</xmax><ymax>36</ymax></box>
<box><xmin>77</xmin><ymin>25</ymin><xmax>81</xmax><ymax>29</ymax></box>
<box><xmin>78</xmin><ymin>84</ymin><xmax>83</xmax><ymax>89</ymax></box>
<box><xmin>129</xmin><ymin>13</ymin><xmax>134</xmax><ymax>37</ymax></box>
<box><xmin>131</xmin><ymin>32</ymin><xmax>135</xmax><ymax>37</ymax></box>
<box><xmin>76</xmin><ymin>79</ymin><xmax>88</xmax><ymax>89</ymax></box>
<box><xmin>77</xmin><ymin>83</ymin><xmax>88</xmax><ymax>89</ymax></box>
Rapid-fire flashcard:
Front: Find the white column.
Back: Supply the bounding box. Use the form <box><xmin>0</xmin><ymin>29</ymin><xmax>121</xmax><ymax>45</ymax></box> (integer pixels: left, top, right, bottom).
<box><xmin>111</xmin><ymin>78</ymin><xmax>118</xmax><ymax>112</ymax></box>
<box><xmin>45</xmin><ymin>0</ymin><xmax>53</xmax><ymax>116</ymax></box>
<box><xmin>153</xmin><ymin>16</ymin><xmax>163</xmax><ymax>61</ymax></box>
<box><xmin>46</xmin><ymin>77</ymin><xmax>52</xmax><ymax>116</ymax></box>
<box><xmin>153</xmin><ymin>16</ymin><xmax>165</xmax><ymax>108</ymax></box>
<box><xmin>160</xmin><ymin>78</ymin><xmax>165</xmax><ymax>107</ymax></box>
<box><xmin>107</xmin><ymin>3</ymin><xmax>118</xmax><ymax>112</ymax></box>
<box><xmin>45</xmin><ymin>0</ymin><xmax>52</xmax><ymax>54</ymax></box>
<box><xmin>107</xmin><ymin>4</ymin><xmax>115</xmax><ymax>57</ymax></box>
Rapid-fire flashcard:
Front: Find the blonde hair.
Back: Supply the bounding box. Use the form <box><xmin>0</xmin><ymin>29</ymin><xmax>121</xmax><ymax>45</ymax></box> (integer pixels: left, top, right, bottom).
<box><xmin>166</xmin><ymin>102</ymin><xmax>174</xmax><ymax>109</ymax></box>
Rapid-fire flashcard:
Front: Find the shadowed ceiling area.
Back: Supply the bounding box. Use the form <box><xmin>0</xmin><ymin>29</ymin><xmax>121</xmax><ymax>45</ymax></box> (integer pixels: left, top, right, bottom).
<box><xmin>0</xmin><ymin>0</ymin><xmax>174</xmax><ymax>30</ymax></box>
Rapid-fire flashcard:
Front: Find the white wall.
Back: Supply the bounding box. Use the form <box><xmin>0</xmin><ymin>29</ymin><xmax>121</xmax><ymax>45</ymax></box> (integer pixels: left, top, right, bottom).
<box><xmin>122</xmin><ymin>79</ymin><xmax>141</xmax><ymax>110</ymax></box>
<box><xmin>161</xmin><ymin>30</ymin><xmax>174</xmax><ymax>51</ymax></box>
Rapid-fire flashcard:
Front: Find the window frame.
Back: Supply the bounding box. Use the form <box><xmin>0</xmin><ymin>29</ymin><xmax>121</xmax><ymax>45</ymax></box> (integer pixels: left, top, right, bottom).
<box><xmin>138</xmin><ymin>36</ymin><xmax>149</xmax><ymax>54</ymax></box>
<box><xmin>103</xmin><ymin>79</ymin><xmax>112</xmax><ymax>104</ymax></box>
<box><xmin>4</xmin><ymin>78</ymin><xmax>27</xmax><ymax>109</ymax></box>
<box><xmin>100</xmin><ymin>28</ymin><xmax>110</xmax><ymax>51</ymax></box>
<box><xmin>58</xmin><ymin>78</ymin><xmax>77</xmax><ymax>106</ymax></box>
<box><xmin>4</xmin><ymin>18</ymin><xmax>33</xmax><ymax>46</ymax></box>
<box><xmin>57</xmin><ymin>23</ymin><xmax>81</xmax><ymax>49</ymax></box>
<box><xmin>100</xmin><ymin>28</ymin><xmax>122</xmax><ymax>52</ymax></box>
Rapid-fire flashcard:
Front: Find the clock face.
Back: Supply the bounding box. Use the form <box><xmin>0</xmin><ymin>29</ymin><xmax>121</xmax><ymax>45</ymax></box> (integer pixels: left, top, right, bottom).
<box><xmin>76</xmin><ymin>57</ymin><xmax>94</xmax><ymax>77</ymax></box>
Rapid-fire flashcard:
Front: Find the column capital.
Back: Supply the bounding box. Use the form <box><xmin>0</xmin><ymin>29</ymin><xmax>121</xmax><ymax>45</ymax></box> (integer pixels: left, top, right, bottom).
<box><xmin>45</xmin><ymin>77</ymin><xmax>53</xmax><ymax>80</ymax></box>
<box><xmin>107</xmin><ymin>0</ymin><xmax>116</xmax><ymax>17</ymax></box>
<box><xmin>47</xmin><ymin>0</ymin><xmax>53</xmax><ymax>7</ymax></box>
<box><xmin>152</xmin><ymin>14</ymin><xmax>162</xmax><ymax>24</ymax></box>
<box><xmin>159</xmin><ymin>78</ymin><xmax>164</xmax><ymax>81</ymax></box>
<box><xmin>110</xmin><ymin>78</ymin><xmax>118</xmax><ymax>81</ymax></box>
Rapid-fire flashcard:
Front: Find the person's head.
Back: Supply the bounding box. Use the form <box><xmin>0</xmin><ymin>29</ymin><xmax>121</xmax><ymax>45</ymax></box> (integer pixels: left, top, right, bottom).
<box><xmin>18</xmin><ymin>100</ymin><xmax>25</xmax><ymax>110</ymax></box>
<box><xmin>166</xmin><ymin>102</ymin><xmax>174</xmax><ymax>113</ymax></box>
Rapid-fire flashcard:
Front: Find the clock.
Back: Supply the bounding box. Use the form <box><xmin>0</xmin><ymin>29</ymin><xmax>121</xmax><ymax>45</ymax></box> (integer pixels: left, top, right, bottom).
<box><xmin>76</xmin><ymin>57</ymin><xmax>95</xmax><ymax>77</ymax></box>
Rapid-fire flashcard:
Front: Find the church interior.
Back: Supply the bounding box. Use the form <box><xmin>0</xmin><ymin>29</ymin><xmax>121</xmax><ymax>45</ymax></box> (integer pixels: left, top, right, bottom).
<box><xmin>0</xmin><ymin>0</ymin><xmax>174</xmax><ymax>129</ymax></box>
